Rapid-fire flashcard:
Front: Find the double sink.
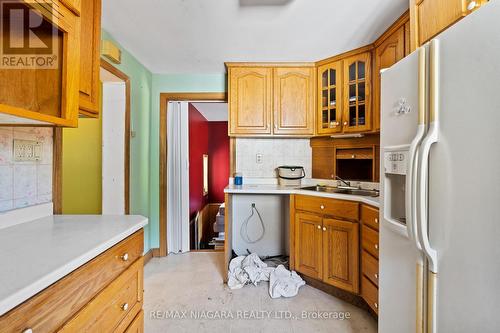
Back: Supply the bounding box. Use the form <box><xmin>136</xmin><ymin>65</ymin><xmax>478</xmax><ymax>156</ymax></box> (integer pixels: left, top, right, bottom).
<box><xmin>300</xmin><ymin>185</ymin><xmax>379</xmax><ymax>197</ymax></box>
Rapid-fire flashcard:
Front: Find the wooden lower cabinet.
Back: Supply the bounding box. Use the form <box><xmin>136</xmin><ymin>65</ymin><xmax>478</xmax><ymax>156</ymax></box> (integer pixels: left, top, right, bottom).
<box><xmin>293</xmin><ymin>197</ymin><xmax>360</xmax><ymax>294</ymax></box>
<box><xmin>322</xmin><ymin>218</ymin><xmax>359</xmax><ymax>293</ymax></box>
<box><xmin>125</xmin><ymin>311</ymin><xmax>144</xmax><ymax>333</ymax></box>
<box><xmin>0</xmin><ymin>231</ymin><xmax>145</xmax><ymax>332</ymax></box>
<box><xmin>361</xmin><ymin>205</ymin><xmax>380</xmax><ymax>314</ymax></box>
<box><xmin>295</xmin><ymin>212</ymin><xmax>323</xmax><ymax>280</ymax></box>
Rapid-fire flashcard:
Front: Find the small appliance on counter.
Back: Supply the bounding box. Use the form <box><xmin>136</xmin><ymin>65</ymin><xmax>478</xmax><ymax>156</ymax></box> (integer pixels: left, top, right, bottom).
<box><xmin>277</xmin><ymin>166</ymin><xmax>305</xmax><ymax>186</ymax></box>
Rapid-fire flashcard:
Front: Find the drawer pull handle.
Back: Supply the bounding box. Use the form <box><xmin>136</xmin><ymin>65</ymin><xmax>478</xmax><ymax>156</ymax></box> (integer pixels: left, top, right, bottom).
<box><xmin>374</xmin><ymin>273</ymin><xmax>379</xmax><ymax>279</ymax></box>
<box><xmin>320</xmin><ymin>205</ymin><xmax>325</xmax><ymax>210</ymax></box>
<box><xmin>121</xmin><ymin>303</ymin><xmax>129</xmax><ymax>311</ymax></box>
<box><xmin>317</xmin><ymin>225</ymin><xmax>321</xmax><ymax>229</ymax></box>
<box><xmin>23</xmin><ymin>329</ymin><xmax>33</xmax><ymax>333</ymax></box>
<box><xmin>121</xmin><ymin>253</ymin><xmax>129</xmax><ymax>261</ymax></box>
<box><xmin>374</xmin><ymin>302</ymin><xmax>378</xmax><ymax>309</ymax></box>
<box><xmin>323</xmin><ymin>227</ymin><xmax>327</xmax><ymax>231</ymax></box>
<box><xmin>375</xmin><ymin>218</ymin><xmax>378</xmax><ymax>224</ymax></box>
<box><xmin>375</xmin><ymin>244</ymin><xmax>379</xmax><ymax>250</ymax></box>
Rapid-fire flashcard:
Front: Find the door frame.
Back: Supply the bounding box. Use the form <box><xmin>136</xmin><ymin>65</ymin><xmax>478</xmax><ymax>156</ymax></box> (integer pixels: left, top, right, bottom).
<box><xmin>53</xmin><ymin>59</ymin><xmax>131</xmax><ymax>214</ymax></box>
<box><xmin>159</xmin><ymin>93</ymin><xmax>229</xmax><ymax>257</ymax></box>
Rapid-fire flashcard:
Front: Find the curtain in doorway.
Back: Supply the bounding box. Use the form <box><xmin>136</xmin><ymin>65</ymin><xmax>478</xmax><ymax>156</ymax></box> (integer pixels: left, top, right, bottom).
<box><xmin>167</xmin><ymin>102</ymin><xmax>190</xmax><ymax>253</ymax></box>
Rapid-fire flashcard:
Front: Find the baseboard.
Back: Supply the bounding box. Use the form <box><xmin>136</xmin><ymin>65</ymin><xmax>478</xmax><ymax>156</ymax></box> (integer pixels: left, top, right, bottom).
<box><xmin>143</xmin><ymin>249</ymin><xmax>153</xmax><ymax>265</ymax></box>
<box><xmin>151</xmin><ymin>248</ymin><xmax>161</xmax><ymax>257</ymax></box>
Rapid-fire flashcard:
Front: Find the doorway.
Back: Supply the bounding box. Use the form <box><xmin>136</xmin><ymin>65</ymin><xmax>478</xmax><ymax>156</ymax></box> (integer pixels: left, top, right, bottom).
<box><xmin>100</xmin><ymin>65</ymin><xmax>129</xmax><ymax>214</ymax></box>
<box><xmin>159</xmin><ymin>93</ymin><xmax>229</xmax><ymax>257</ymax></box>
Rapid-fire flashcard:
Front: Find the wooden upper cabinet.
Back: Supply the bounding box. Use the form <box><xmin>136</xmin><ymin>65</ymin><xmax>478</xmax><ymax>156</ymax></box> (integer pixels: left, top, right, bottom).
<box><xmin>0</xmin><ymin>1</ymin><xmax>80</xmax><ymax>127</ymax></box>
<box><xmin>343</xmin><ymin>52</ymin><xmax>372</xmax><ymax>133</ymax></box>
<box><xmin>322</xmin><ymin>218</ymin><xmax>359</xmax><ymax>293</ymax></box>
<box><xmin>273</xmin><ymin>67</ymin><xmax>315</xmax><ymax>135</ymax></box>
<box><xmin>228</xmin><ymin>67</ymin><xmax>273</xmax><ymax>135</ymax></box>
<box><xmin>294</xmin><ymin>212</ymin><xmax>323</xmax><ymax>280</ymax></box>
<box><xmin>60</xmin><ymin>0</ymin><xmax>81</xmax><ymax>15</ymax></box>
<box><xmin>373</xmin><ymin>13</ymin><xmax>408</xmax><ymax>131</ymax></box>
<box><xmin>78</xmin><ymin>0</ymin><xmax>101</xmax><ymax>117</ymax></box>
<box><xmin>317</xmin><ymin>61</ymin><xmax>343</xmax><ymax>135</ymax></box>
<box><xmin>410</xmin><ymin>0</ymin><xmax>487</xmax><ymax>49</ymax></box>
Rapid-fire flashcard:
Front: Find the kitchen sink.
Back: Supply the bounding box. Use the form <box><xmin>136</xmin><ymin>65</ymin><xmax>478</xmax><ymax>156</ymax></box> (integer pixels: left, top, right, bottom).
<box><xmin>299</xmin><ymin>185</ymin><xmax>379</xmax><ymax>197</ymax></box>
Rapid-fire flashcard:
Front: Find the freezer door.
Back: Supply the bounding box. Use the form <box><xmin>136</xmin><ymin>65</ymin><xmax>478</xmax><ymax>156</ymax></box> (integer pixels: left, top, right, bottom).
<box><xmin>379</xmin><ymin>50</ymin><xmax>425</xmax><ymax>333</ymax></box>
<box><xmin>426</xmin><ymin>2</ymin><xmax>500</xmax><ymax>332</ymax></box>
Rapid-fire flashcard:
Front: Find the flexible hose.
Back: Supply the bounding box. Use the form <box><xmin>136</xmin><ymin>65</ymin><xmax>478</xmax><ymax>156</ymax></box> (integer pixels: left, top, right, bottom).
<box><xmin>240</xmin><ymin>203</ymin><xmax>265</xmax><ymax>243</ymax></box>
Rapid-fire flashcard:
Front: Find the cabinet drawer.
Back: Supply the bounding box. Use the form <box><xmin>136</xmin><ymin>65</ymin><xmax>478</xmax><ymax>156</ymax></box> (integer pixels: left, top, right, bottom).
<box><xmin>361</xmin><ymin>275</ymin><xmax>378</xmax><ymax>314</ymax></box>
<box><xmin>362</xmin><ymin>250</ymin><xmax>379</xmax><ymax>287</ymax></box>
<box><xmin>0</xmin><ymin>230</ymin><xmax>143</xmax><ymax>333</ymax></box>
<box><xmin>361</xmin><ymin>205</ymin><xmax>379</xmax><ymax>230</ymax></box>
<box><xmin>362</xmin><ymin>225</ymin><xmax>379</xmax><ymax>259</ymax></box>
<box><xmin>125</xmin><ymin>310</ymin><xmax>144</xmax><ymax>333</ymax></box>
<box><xmin>59</xmin><ymin>257</ymin><xmax>144</xmax><ymax>332</ymax></box>
<box><xmin>295</xmin><ymin>195</ymin><xmax>359</xmax><ymax>220</ymax></box>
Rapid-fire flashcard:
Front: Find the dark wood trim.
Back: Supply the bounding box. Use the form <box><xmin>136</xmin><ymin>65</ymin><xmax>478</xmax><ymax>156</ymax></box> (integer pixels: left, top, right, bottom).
<box><xmin>159</xmin><ymin>93</ymin><xmax>227</xmax><ymax>257</ymax></box>
<box><xmin>100</xmin><ymin>59</ymin><xmax>131</xmax><ymax>214</ymax></box>
<box><xmin>143</xmin><ymin>249</ymin><xmax>153</xmax><ymax>266</ymax></box>
<box><xmin>53</xmin><ymin>127</ymin><xmax>63</xmax><ymax>214</ymax></box>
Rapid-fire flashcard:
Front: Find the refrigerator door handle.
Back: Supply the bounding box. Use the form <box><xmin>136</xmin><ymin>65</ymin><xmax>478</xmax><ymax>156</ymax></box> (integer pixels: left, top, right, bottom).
<box><xmin>416</xmin><ymin>39</ymin><xmax>440</xmax><ymax>333</ymax></box>
<box><xmin>406</xmin><ymin>46</ymin><xmax>427</xmax><ymax>251</ymax></box>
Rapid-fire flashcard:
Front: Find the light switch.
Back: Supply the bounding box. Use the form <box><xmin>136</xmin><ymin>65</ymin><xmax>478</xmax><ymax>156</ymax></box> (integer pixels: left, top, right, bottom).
<box><xmin>13</xmin><ymin>139</ymin><xmax>42</xmax><ymax>162</ymax></box>
<box><xmin>256</xmin><ymin>153</ymin><xmax>263</xmax><ymax>164</ymax></box>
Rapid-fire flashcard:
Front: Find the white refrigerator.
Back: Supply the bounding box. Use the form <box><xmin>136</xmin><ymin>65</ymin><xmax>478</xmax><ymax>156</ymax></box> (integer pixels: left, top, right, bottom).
<box><xmin>379</xmin><ymin>1</ymin><xmax>500</xmax><ymax>332</ymax></box>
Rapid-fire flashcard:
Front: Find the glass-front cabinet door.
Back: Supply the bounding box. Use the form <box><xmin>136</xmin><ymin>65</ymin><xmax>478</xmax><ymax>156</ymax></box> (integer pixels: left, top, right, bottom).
<box><xmin>343</xmin><ymin>52</ymin><xmax>372</xmax><ymax>132</ymax></box>
<box><xmin>317</xmin><ymin>61</ymin><xmax>342</xmax><ymax>134</ymax></box>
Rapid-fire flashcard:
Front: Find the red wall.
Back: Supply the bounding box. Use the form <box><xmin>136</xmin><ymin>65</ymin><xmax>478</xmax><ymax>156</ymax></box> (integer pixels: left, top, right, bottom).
<box><xmin>208</xmin><ymin>122</ymin><xmax>229</xmax><ymax>203</ymax></box>
<box><xmin>188</xmin><ymin>104</ymin><xmax>208</xmax><ymax>217</ymax></box>
<box><xmin>188</xmin><ymin>105</ymin><xmax>229</xmax><ymax>216</ymax></box>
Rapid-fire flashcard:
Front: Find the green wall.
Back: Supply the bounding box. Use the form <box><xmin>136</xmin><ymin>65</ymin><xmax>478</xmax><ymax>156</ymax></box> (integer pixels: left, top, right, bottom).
<box><xmin>62</xmin><ymin>117</ymin><xmax>102</xmax><ymax>214</ymax></box>
<box><xmin>100</xmin><ymin>30</ymin><xmax>153</xmax><ymax>252</ymax></box>
<box><xmin>148</xmin><ymin>74</ymin><xmax>226</xmax><ymax>249</ymax></box>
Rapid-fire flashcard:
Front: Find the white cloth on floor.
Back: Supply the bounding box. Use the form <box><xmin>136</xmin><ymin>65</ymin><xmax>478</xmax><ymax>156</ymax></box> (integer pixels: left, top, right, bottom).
<box><xmin>228</xmin><ymin>253</ymin><xmax>274</xmax><ymax>289</ymax></box>
<box><xmin>269</xmin><ymin>264</ymin><xmax>306</xmax><ymax>299</ymax></box>
<box><xmin>228</xmin><ymin>254</ymin><xmax>305</xmax><ymax>298</ymax></box>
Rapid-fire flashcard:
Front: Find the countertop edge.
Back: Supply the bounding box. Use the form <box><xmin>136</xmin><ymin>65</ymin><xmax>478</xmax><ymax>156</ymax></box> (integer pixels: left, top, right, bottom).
<box><xmin>224</xmin><ymin>187</ymin><xmax>379</xmax><ymax>207</ymax></box>
<box><xmin>0</xmin><ymin>218</ymin><xmax>148</xmax><ymax>316</ymax></box>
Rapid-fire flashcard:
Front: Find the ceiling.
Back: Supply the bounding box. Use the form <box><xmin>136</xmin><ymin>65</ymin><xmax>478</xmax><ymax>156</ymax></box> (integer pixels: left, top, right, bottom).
<box><xmin>102</xmin><ymin>0</ymin><xmax>408</xmax><ymax>74</ymax></box>
<box><xmin>191</xmin><ymin>103</ymin><xmax>229</xmax><ymax>121</ymax></box>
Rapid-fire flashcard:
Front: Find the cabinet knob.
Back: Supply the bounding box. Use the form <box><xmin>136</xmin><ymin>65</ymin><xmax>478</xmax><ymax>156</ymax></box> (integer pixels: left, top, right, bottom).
<box><xmin>375</xmin><ymin>244</ymin><xmax>379</xmax><ymax>250</ymax></box>
<box><xmin>374</xmin><ymin>273</ymin><xmax>379</xmax><ymax>279</ymax></box>
<box><xmin>375</xmin><ymin>218</ymin><xmax>378</xmax><ymax>224</ymax></box>
<box><xmin>121</xmin><ymin>253</ymin><xmax>129</xmax><ymax>261</ymax></box>
<box><xmin>343</xmin><ymin>121</ymin><xmax>348</xmax><ymax>126</ymax></box>
<box><xmin>22</xmin><ymin>329</ymin><xmax>33</xmax><ymax>333</ymax></box>
<box><xmin>374</xmin><ymin>302</ymin><xmax>378</xmax><ymax>309</ymax></box>
<box><xmin>351</xmin><ymin>154</ymin><xmax>356</xmax><ymax>159</ymax></box>
<box><xmin>323</xmin><ymin>227</ymin><xmax>327</xmax><ymax>231</ymax></box>
<box><xmin>317</xmin><ymin>225</ymin><xmax>321</xmax><ymax>229</ymax></box>
<box><xmin>467</xmin><ymin>0</ymin><xmax>478</xmax><ymax>11</ymax></box>
<box><xmin>121</xmin><ymin>303</ymin><xmax>129</xmax><ymax>311</ymax></box>
<box><xmin>331</xmin><ymin>174</ymin><xmax>334</xmax><ymax>178</ymax></box>
<box><xmin>320</xmin><ymin>205</ymin><xmax>325</xmax><ymax>210</ymax></box>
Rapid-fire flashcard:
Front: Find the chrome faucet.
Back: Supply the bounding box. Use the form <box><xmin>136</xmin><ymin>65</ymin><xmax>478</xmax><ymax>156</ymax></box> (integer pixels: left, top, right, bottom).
<box><xmin>335</xmin><ymin>176</ymin><xmax>351</xmax><ymax>188</ymax></box>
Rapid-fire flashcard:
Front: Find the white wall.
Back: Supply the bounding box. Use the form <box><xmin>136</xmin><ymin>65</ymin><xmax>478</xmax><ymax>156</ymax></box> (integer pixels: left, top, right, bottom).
<box><xmin>0</xmin><ymin>127</ymin><xmax>53</xmax><ymax>212</ymax></box>
<box><xmin>231</xmin><ymin>194</ymin><xmax>289</xmax><ymax>257</ymax></box>
<box><xmin>235</xmin><ymin>138</ymin><xmax>312</xmax><ymax>179</ymax></box>
<box><xmin>102</xmin><ymin>82</ymin><xmax>126</xmax><ymax>214</ymax></box>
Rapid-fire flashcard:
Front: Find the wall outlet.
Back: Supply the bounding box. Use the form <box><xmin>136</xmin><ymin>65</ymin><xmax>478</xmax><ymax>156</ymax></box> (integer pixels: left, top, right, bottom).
<box><xmin>13</xmin><ymin>139</ymin><xmax>42</xmax><ymax>162</ymax></box>
<box><xmin>256</xmin><ymin>153</ymin><xmax>263</xmax><ymax>164</ymax></box>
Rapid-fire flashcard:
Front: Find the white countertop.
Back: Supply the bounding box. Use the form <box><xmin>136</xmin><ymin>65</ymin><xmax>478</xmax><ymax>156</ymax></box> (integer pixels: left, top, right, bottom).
<box><xmin>0</xmin><ymin>214</ymin><xmax>148</xmax><ymax>316</ymax></box>
<box><xmin>224</xmin><ymin>184</ymin><xmax>379</xmax><ymax>207</ymax></box>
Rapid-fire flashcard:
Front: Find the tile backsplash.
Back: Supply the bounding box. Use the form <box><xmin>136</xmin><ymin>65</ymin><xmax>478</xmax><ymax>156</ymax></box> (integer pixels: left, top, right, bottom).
<box><xmin>0</xmin><ymin>127</ymin><xmax>53</xmax><ymax>212</ymax></box>
<box><xmin>235</xmin><ymin>138</ymin><xmax>312</xmax><ymax>178</ymax></box>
